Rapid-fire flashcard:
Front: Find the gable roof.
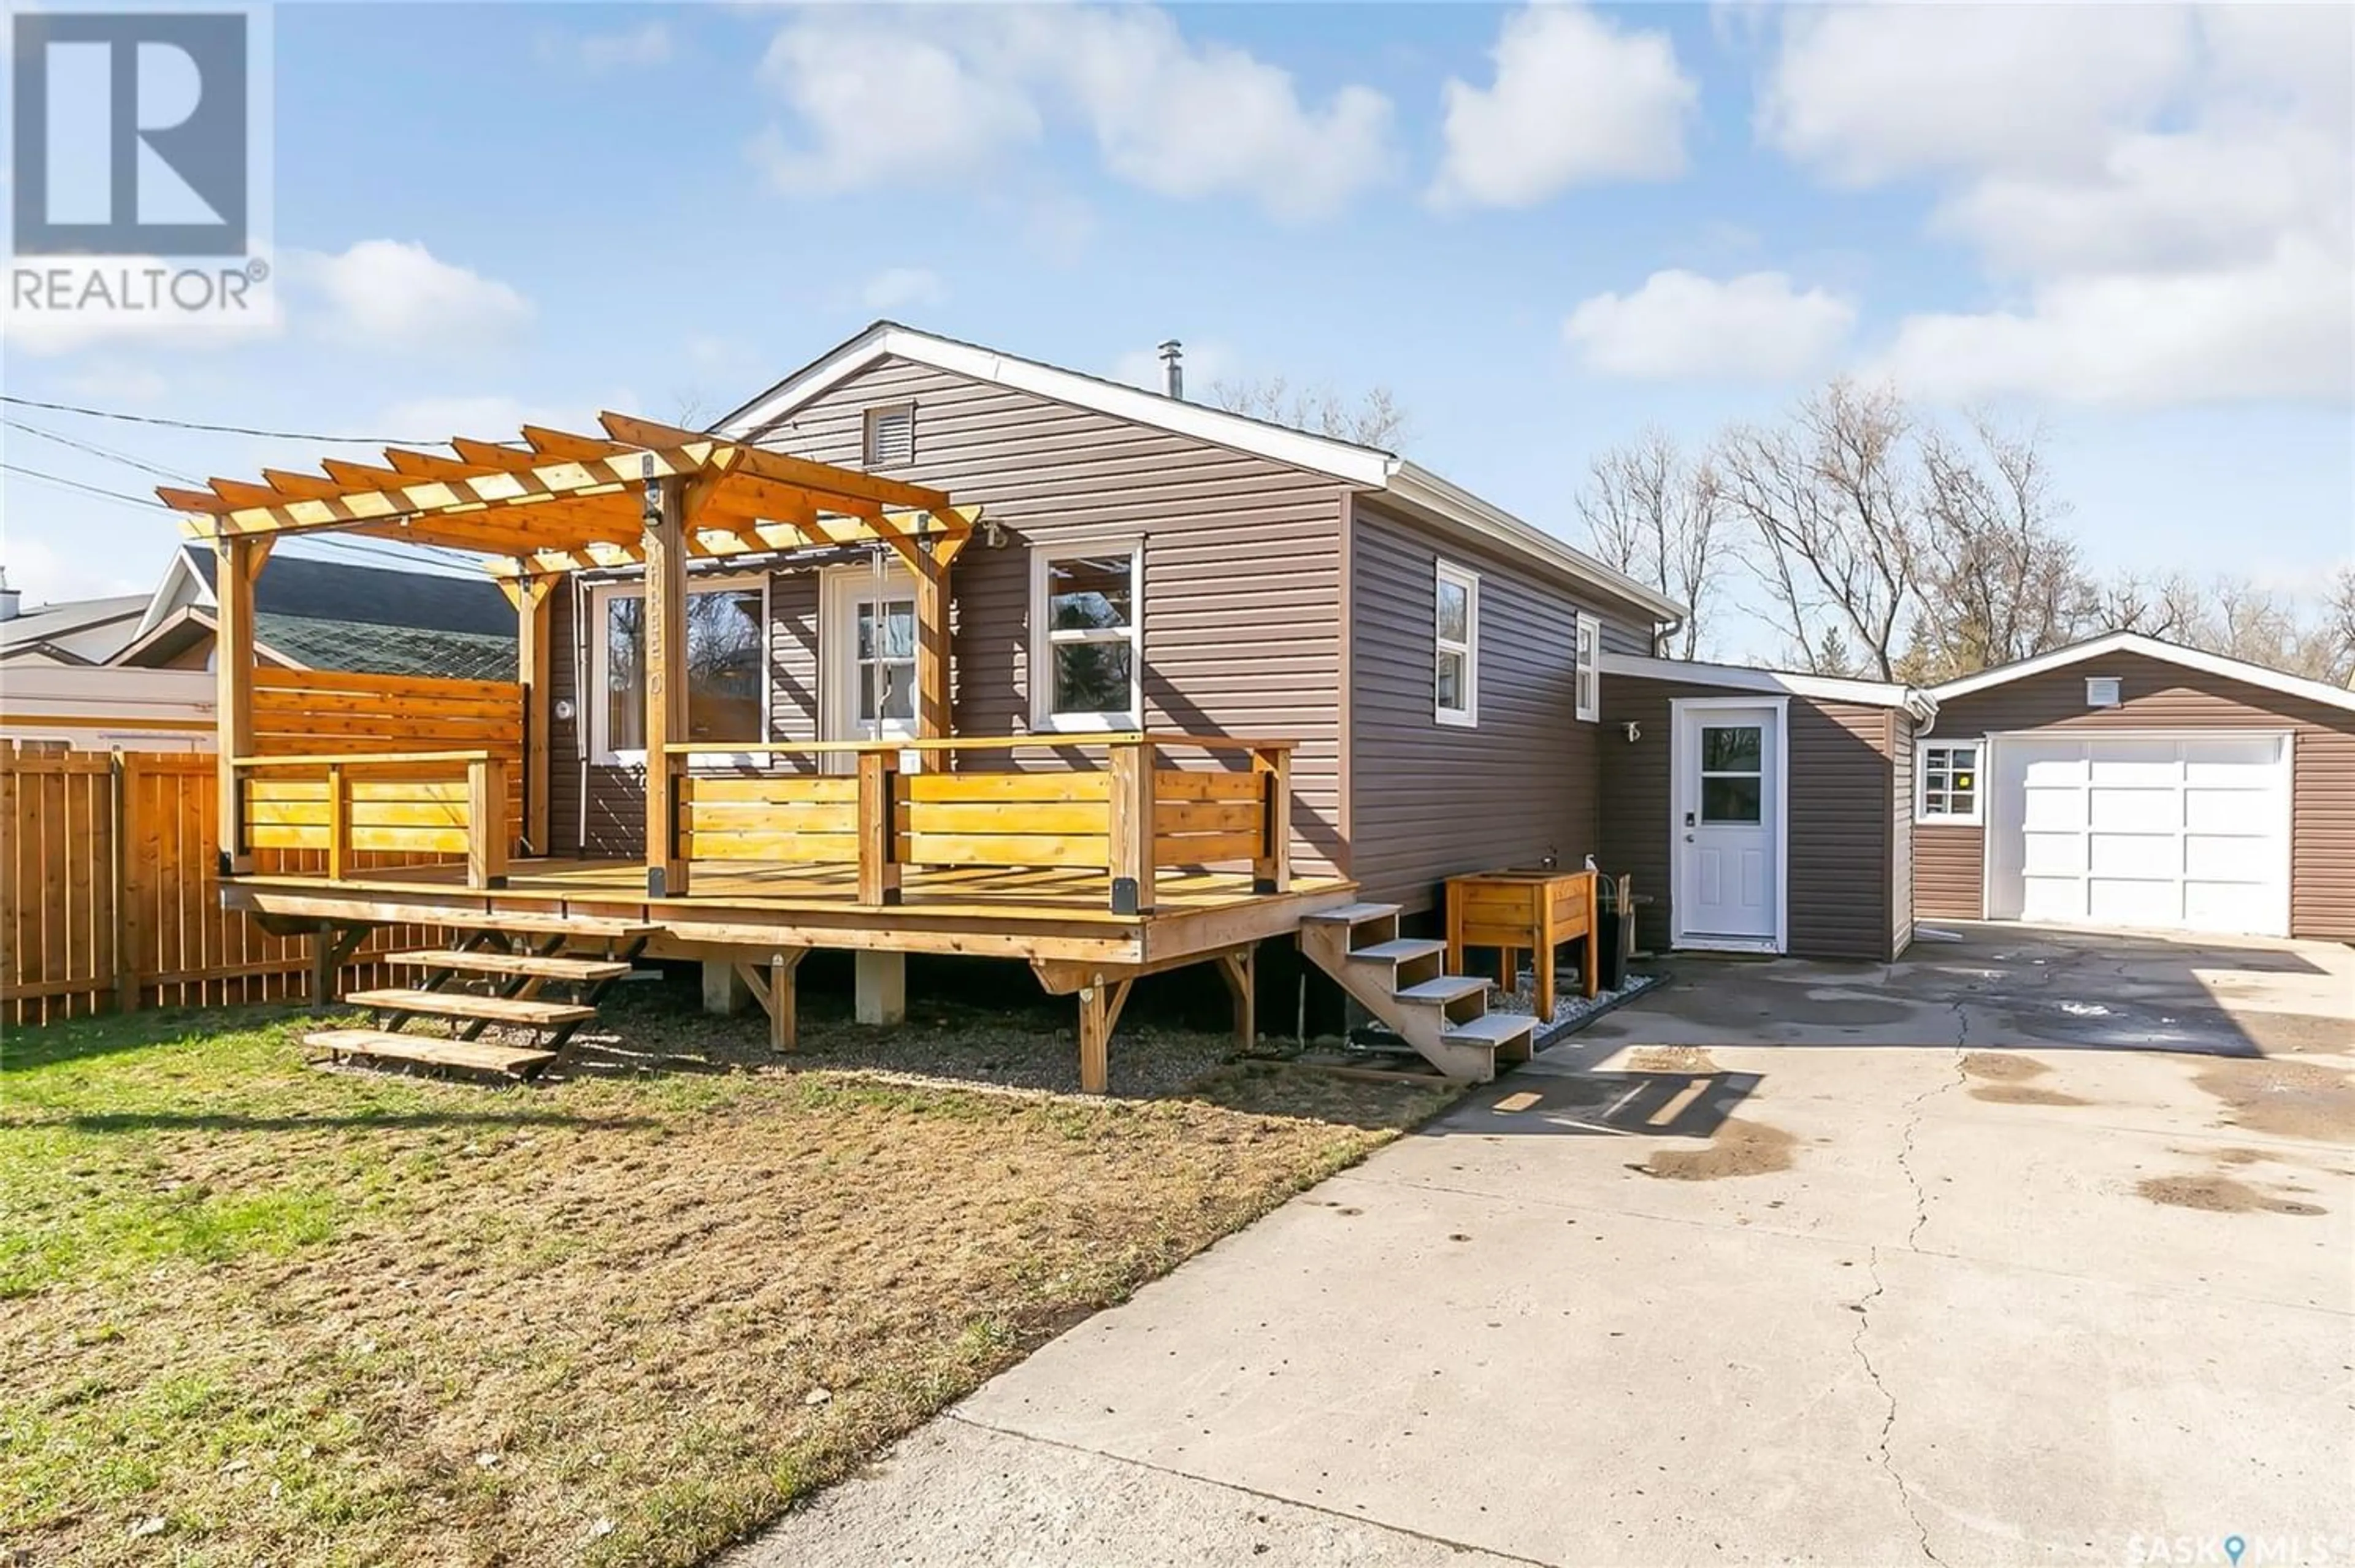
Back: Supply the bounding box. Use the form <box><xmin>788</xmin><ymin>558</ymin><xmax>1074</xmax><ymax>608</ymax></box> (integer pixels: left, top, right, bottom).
<box><xmin>0</xmin><ymin>593</ymin><xmax>150</xmax><ymax>664</ymax></box>
<box><xmin>111</xmin><ymin>602</ymin><xmax>517</xmax><ymax>681</ymax></box>
<box><xmin>716</xmin><ymin>321</ymin><xmax>1688</xmax><ymax>626</ymax></box>
<box><xmin>175</xmin><ymin>546</ymin><xmax>516</xmax><ymax>637</ymax></box>
<box><xmin>1603</xmin><ymin>652</ymin><xmax>1939</xmax><ymax>721</ymax></box>
<box><xmin>1927</xmin><ymin>631</ymin><xmax>2355</xmax><ymax>714</ymax></box>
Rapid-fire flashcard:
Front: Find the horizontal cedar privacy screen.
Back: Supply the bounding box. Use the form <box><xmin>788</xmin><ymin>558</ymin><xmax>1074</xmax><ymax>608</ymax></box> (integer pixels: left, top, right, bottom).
<box><xmin>0</xmin><ymin>741</ymin><xmax>455</xmax><ymax>1026</ymax></box>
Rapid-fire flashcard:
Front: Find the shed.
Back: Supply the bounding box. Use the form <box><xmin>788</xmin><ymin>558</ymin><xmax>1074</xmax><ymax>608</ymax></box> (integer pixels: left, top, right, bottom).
<box><xmin>1598</xmin><ymin>655</ymin><xmax>1936</xmax><ymax>963</ymax></box>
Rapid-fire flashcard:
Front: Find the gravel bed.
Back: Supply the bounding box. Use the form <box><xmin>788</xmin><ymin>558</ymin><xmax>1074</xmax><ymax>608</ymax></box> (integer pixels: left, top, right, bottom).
<box><xmin>1491</xmin><ymin>968</ymin><xmax>1666</xmax><ymax>1044</ymax></box>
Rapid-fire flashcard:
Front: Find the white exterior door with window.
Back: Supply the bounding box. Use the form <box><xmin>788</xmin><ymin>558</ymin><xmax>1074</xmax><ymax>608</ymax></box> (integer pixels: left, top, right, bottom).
<box><xmin>1671</xmin><ymin>700</ymin><xmax>1785</xmax><ymax>952</ymax></box>
<box><xmin>821</xmin><ymin>564</ymin><xmax>917</xmax><ymax>771</ymax></box>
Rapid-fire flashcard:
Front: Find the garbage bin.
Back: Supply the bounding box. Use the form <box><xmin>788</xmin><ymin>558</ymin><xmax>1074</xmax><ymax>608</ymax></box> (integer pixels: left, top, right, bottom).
<box><xmin>1593</xmin><ymin>874</ymin><xmax>1628</xmax><ymax>992</ymax></box>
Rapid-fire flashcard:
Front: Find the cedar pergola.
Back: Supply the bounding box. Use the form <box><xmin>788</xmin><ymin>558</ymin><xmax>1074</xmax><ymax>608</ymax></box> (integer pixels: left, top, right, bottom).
<box><xmin>164</xmin><ymin>413</ymin><xmax>978</xmax><ymax>892</ymax></box>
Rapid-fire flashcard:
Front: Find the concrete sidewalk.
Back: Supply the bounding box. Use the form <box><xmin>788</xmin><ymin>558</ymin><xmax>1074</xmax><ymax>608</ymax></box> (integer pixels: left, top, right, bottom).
<box><xmin>730</xmin><ymin>928</ymin><xmax>2355</xmax><ymax>1567</ymax></box>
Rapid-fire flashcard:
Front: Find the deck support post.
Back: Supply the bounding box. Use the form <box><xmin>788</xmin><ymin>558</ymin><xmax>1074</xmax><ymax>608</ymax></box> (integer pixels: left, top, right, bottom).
<box><xmin>1074</xmin><ymin>973</ymin><xmax>1135</xmax><ymax>1095</ymax></box>
<box><xmin>856</xmin><ymin>751</ymin><xmax>902</xmax><ymax>906</ymax></box>
<box><xmin>643</xmin><ymin>468</ymin><xmax>691</xmax><ymax>898</ymax></box>
<box><xmin>855</xmin><ymin>950</ymin><xmax>905</xmax><ymax>1027</ymax></box>
<box><xmin>701</xmin><ymin>958</ymin><xmax>750</xmax><ymax>1017</ymax></box>
<box><xmin>1108</xmin><ymin>740</ymin><xmax>1155</xmax><ymax>915</ymax></box>
<box><xmin>213</xmin><ymin>534</ymin><xmax>269</xmax><ymax>876</ymax></box>
<box><xmin>1215</xmin><ymin>944</ymin><xmax>1257</xmax><ymax>1051</ymax></box>
<box><xmin>738</xmin><ymin>950</ymin><xmax>808</xmax><ymax>1052</ymax></box>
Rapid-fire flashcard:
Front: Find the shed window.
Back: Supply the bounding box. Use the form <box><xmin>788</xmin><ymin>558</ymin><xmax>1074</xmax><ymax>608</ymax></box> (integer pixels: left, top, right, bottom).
<box><xmin>1917</xmin><ymin>741</ymin><xmax>1983</xmax><ymax>825</ymax></box>
<box><xmin>863</xmin><ymin>404</ymin><xmax>915</xmax><ymax>468</ymax></box>
<box><xmin>591</xmin><ymin>576</ymin><xmax>768</xmax><ymax>765</ymax></box>
<box><xmin>1030</xmin><ymin>544</ymin><xmax>1141</xmax><ymax>731</ymax></box>
<box><xmin>1574</xmin><ymin>611</ymin><xmax>1601</xmax><ymax>722</ymax></box>
<box><xmin>1435</xmin><ymin>560</ymin><xmax>1478</xmax><ymax>727</ymax></box>
<box><xmin>2085</xmin><ymin>676</ymin><xmax>2121</xmax><ymax>708</ymax></box>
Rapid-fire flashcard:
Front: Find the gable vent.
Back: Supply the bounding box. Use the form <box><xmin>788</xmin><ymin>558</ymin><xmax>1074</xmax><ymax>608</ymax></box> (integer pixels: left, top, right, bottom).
<box><xmin>863</xmin><ymin>404</ymin><xmax>915</xmax><ymax>468</ymax></box>
<box><xmin>2085</xmin><ymin>676</ymin><xmax>2122</xmax><ymax>708</ymax></box>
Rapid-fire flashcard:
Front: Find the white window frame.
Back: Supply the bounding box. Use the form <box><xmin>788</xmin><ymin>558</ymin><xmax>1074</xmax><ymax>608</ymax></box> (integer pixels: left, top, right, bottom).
<box><xmin>1434</xmin><ymin>559</ymin><xmax>1479</xmax><ymax>728</ymax></box>
<box><xmin>1028</xmin><ymin>541</ymin><xmax>1143</xmax><ymax>733</ymax></box>
<box><xmin>1574</xmin><ymin>610</ymin><xmax>1601</xmax><ymax>723</ymax></box>
<box><xmin>1915</xmin><ymin>737</ymin><xmax>1986</xmax><ymax>825</ymax></box>
<box><xmin>588</xmin><ymin>573</ymin><xmax>771</xmax><ymax>767</ymax></box>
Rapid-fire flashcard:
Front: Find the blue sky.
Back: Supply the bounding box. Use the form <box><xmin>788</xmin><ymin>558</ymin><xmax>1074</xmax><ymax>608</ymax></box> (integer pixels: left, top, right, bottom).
<box><xmin>5</xmin><ymin>2</ymin><xmax>2349</xmax><ymax>659</ymax></box>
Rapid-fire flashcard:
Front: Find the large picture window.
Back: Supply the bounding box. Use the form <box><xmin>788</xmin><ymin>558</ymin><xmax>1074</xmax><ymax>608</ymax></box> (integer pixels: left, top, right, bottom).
<box><xmin>1917</xmin><ymin>741</ymin><xmax>1983</xmax><ymax>824</ymax></box>
<box><xmin>591</xmin><ymin>576</ymin><xmax>768</xmax><ymax>763</ymax></box>
<box><xmin>1435</xmin><ymin>560</ymin><xmax>1478</xmax><ymax>727</ymax></box>
<box><xmin>1030</xmin><ymin>545</ymin><xmax>1141</xmax><ymax>730</ymax></box>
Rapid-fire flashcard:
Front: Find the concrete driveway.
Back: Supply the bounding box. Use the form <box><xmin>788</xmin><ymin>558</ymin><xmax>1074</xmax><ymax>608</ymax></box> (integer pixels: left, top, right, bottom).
<box><xmin>735</xmin><ymin>925</ymin><xmax>2355</xmax><ymax>1567</ymax></box>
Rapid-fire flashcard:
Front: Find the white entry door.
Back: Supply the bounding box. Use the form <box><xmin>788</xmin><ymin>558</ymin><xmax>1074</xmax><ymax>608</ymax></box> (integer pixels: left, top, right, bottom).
<box><xmin>1672</xmin><ymin>701</ymin><xmax>1783</xmax><ymax>952</ymax></box>
<box><xmin>820</xmin><ymin>565</ymin><xmax>917</xmax><ymax>771</ymax></box>
<box><xmin>1985</xmin><ymin>733</ymin><xmax>2291</xmax><ymax>936</ymax></box>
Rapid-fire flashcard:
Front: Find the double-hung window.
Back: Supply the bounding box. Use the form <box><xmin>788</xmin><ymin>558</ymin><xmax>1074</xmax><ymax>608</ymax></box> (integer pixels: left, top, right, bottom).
<box><xmin>1574</xmin><ymin>611</ymin><xmax>1601</xmax><ymax>722</ymax></box>
<box><xmin>1435</xmin><ymin>560</ymin><xmax>1478</xmax><ymax>727</ymax></box>
<box><xmin>1030</xmin><ymin>544</ymin><xmax>1141</xmax><ymax>731</ymax></box>
<box><xmin>1917</xmin><ymin>741</ymin><xmax>1983</xmax><ymax>824</ymax></box>
<box><xmin>591</xmin><ymin>575</ymin><xmax>768</xmax><ymax>765</ymax></box>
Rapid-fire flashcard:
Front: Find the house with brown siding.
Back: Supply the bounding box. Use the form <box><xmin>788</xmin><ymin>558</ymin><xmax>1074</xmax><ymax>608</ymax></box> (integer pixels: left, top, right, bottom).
<box><xmin>1915</xmin><ymin>633</ymin><xmax>2355</xmax><ymax>942</ymax></box>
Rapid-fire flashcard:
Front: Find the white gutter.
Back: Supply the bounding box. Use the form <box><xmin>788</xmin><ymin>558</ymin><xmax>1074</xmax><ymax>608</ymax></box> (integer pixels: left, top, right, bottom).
<box><xmin>1382</xmin><ymin>461</ymin><xmax>1687</xmax><ymax>623</ymax></box>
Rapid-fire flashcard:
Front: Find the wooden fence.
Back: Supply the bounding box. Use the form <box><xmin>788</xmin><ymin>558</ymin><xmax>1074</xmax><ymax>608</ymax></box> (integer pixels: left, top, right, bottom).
<box><xmin>2</xmin><ymin>743</ymin><xmax>446</xmax><ymax>1027</ymax></box>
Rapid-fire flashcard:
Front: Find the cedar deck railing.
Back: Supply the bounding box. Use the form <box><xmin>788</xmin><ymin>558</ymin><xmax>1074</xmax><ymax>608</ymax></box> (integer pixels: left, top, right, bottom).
<box><xmin>233</xmin><ymin>751</ymin><xmax>513</xmax><ymax>890</ymax></box>
<box><xmin>665</xmin><ymin>733</ymin><xmax>1294</xmax><ymax>913</ymax></box>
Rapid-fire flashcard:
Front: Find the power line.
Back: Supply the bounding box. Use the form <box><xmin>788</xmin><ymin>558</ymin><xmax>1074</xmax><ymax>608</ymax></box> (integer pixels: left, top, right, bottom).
<box><xmin>1</xmin><ymin>459</ymin><xmax>170</xmax><ymax>512</ymax></box>
<box><xmin>0</xmin><ymin>392</ymin><xmax>446</xmax><ymax>447</ymax></box>
<box><xmin>4</xmin><ymin>418</ymin><xmax>199</xmax><ymax>484</ymax></box>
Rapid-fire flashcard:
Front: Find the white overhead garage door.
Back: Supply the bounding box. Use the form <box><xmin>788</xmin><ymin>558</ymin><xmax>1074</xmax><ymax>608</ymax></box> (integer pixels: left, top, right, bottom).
<box><xmin>1986</xmin><ymin>733</ymin><xmax>2292</xmax><ymax>937</ymax></box>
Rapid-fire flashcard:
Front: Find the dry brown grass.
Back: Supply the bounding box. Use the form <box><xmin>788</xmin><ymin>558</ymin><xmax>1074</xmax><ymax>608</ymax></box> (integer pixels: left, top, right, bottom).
<box><xmin>1</xmin><ymin>1009</ymin><xmax>1452</xmax><ymax>1567</ymax></box>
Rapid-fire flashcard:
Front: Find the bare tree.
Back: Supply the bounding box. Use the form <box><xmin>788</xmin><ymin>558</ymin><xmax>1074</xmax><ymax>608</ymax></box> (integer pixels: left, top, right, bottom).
<box><xmin>1906</xmin><ymin>415</ymin><xmax>2091</xmax><ymax>679</ymax></box>
<box><xmin>1714</xmin><ymin>381</ymin><xmax>1923</xmax><ymax>681</ymax></box>
<box><xmin>2322</xmin><ymin>566</ymin><xmax>2355</xmax><ymax>687</ymax></box>
<box><xmin>1576</xmin><ymin>428</ymin><xmax>1721</xmax><ymax>659</ymax></box>
<box><xmin>1211</xmin><ymin>375</ymin><xmax>1409</xmax><ymax>449</ymax></box>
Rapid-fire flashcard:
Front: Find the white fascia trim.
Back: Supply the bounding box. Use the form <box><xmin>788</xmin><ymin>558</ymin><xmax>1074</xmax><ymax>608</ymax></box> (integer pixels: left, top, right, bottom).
<box><xmin>136</xmin><ymin>548</ymin><xmax>209</xmax><ymax>638</ymax></box>
<box><xmin>1605</xmin><ymin>651</ymin><xmax>1939</xmax><ymax>721</ymax></box>
<box><xmin>715</xmin><ymin>323</ymin><xmax>1686</xmax><ymax>628</ymax></box>
<box><xmin>1928</xmin><ymin>631</ymin><xmax>2355</xmax><ymax>714</ymax></box>
<box><xmin>1384</xmin><ymin>462</ymin><xmax>1687</xmax><ymax>624</ymax></box>
<box><xmin>718</xmin><ymin>322</ymin><xmax>1393</xmax><ymax>487</ymax></box>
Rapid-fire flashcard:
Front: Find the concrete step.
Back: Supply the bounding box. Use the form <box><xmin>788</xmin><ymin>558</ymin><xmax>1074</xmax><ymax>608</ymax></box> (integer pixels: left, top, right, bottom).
<box><xmin>388</xmin><ymin>949</ymin><xmax>632</xmax><ymax>983</ymax></box>
<box><xmin>342</xmin><ymin>989</ymin><xmax>595</xmax><ymax>1028</ymax></box>
<box><xmin>306</xmin><ymin>1028</ymin><xmax>555</xmax><ymax>1078</ymax></box>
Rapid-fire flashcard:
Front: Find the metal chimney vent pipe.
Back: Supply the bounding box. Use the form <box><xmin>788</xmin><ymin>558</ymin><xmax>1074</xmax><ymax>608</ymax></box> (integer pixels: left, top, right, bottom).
<box><xmin>1158</xmin><ymin>340</ymin><xmax>1183</xmax><ymax>401</ymax></box>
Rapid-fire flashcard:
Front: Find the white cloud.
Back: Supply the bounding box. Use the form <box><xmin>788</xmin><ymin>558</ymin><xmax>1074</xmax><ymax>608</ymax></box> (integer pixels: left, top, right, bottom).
<box><xmin>751</xmin><ymin>24</ymin><xmax>1040</xmax><ymax>196</ymax></box>
<box><xmin>1562</xmin><ymin>270</ymin><xmax>1856</xmax><ymax>381</ymax></box>
<box><xmin>1430</xmin><ymin>4</ymin><xmax>1696</xmax><ymax>208</ymax></box>
<box><xmin>63</xmin><ymin>364</ymin><xmax>170</xmax><ymax>403</ymax></box>
<box><xmin>1760</xmin><ymin>6</ymin><xmax>2195</xmax><ymax>185</ymax></box>
<box><xmin>1761</xmin><ymin>4</ymin><xmax>2353</xmax><ymax>407</ymax></box>
<box><xmin>0</xmin><ymin>534</ymin><xmax>152</xmax><ymax>604</ymax></box>
<box><xmin>861</xmin><ymin>267</ymin><xmax>946</xmax><ymax>312</ymax></box>
<box><xmin>289</xmin><ymin>240</ymin><xmax>532</xmax><ymax>353</ymax></box>
<box><xmin>1874</xmin><ymin>239</ymin><xmax>2352</xmax><ymax>406</ymax></box>
<box><xmin>540</xmin><ymin>21</ymin><xmax>672</xmax><ymax>74</ymax></box>
<box><xmin>749</xmin><ymin>7</ymin><xmax>1394</xmax><ymax>220</ymax></box>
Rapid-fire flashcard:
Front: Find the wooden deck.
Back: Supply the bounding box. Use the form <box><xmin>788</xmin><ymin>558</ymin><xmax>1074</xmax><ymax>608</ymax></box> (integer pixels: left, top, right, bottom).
<box><xmin>226</xmin><ymin>857</ymin><xmax>1358</xmax><ymax>966</ymax></box>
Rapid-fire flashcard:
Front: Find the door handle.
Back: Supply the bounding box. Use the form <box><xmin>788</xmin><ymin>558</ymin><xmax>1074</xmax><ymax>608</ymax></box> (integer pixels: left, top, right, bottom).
<box><xmin>1683</xmin><ymin>832</ymin><xmax>1694</xmax><ymax>843</ymax></box>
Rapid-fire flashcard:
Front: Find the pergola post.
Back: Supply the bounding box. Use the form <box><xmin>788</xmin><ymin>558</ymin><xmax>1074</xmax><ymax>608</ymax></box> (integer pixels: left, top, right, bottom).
<box><xmin>643</xmin><ymin>472</ymin><xmax>691</xmax><ymax>898</ymax></box>
<box><xmin>501</xmin><ymin>573</ymin><xmax>557</xmax><ymax>857</ymax></box>
<box><xmin>213</xmin><ymin>534</ymin><xmax>267</xmax><ymax>875</ymax></box>
<box><xmin>913</xmin><ymin>534</ymin><xmax>964</xmax><ymax>741</ymax></box>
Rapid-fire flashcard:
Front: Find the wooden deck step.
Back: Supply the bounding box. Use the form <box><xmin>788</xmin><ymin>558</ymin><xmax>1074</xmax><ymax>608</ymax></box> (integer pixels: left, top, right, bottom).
<box><xmin>342</xmin><ymin>989</ymin><xmax>595</xmax><ymax>1027</ymax></box>
<box><xmin>1442</xmin><ymin>1012</ymin><xmax>1538</xmax><ymax>1047</ymax></box>
<box><xmin>451</xmin><ymin>911</ymin><xmax>656</xmax><ymax>939</ymax></box>
<box><xmin>387</xmin><ymin>949</ymin><xmax>633</xmax><ymax>982</ymax></box>
<box><xmin>307</xmin><ymin>1028</ymin><xmax>556</xmax><ymax>1078</ymax></box>
<box><xmin>1303</xmin><ymin>901</ymin><xmax>1404</xmax><ymax>926</ymax></box>
<box><xmin>1395</xmin><ymin>974</ymin><xmax>1492</xmax><ymax>1004</ymax></box>
<box><xmin>1348</xmin><ymin>938</ymin><xmax>1447</xmax><ymax>965</ymax></box>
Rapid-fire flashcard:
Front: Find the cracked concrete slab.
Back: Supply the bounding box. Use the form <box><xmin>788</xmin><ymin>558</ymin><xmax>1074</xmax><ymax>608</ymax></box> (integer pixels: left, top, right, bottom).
<box><xmin>735</xmin><ymin>926</ymin><xmax>2355</xmax><ymax>1566</ymax></box>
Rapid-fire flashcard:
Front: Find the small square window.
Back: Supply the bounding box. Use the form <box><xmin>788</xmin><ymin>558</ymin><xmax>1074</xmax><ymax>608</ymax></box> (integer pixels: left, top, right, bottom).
<box><xmin>1917</xmin><ymin>741</ymin><xmax>1984</xmax><ymax>825</ymax></box>
<box><xmin>864</xmin><ymin>404</ymin><xmax>915</xmax><ymax>468</ymax></box>
<box><xmin>2085</xmin><ymin>676</ymin><xmax>2121</xmax><ymax>708</ymax></box>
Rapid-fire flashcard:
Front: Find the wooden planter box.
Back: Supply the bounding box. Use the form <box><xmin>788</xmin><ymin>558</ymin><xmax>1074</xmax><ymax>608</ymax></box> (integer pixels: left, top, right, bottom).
<box><xmin>1444</xmin><ymin>867</ymin><xmax>1600</xmax><ymax>1021</ymax></box>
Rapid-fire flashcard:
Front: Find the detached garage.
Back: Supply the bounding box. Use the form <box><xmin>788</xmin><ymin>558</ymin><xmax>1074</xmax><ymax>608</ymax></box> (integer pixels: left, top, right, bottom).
<box><xmin>1917</xmin><ymin>633</ymin><xmax>2355</xmax><ymax>941</ymax></box>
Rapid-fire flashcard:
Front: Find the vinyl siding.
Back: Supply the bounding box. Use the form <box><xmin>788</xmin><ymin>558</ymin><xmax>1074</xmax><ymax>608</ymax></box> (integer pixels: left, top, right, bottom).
<box><xmin>1347</xmin><ymin>500</ymin><xmax>1648</xmax><ymax>911</ymax></box>
<box><xmin>1598</xmin><ymin>676</ymin><xmax>1903</xmax><ymax>962</ymax></box>
<box><xmin>743</xmin><ymin>356</ymin><xmax>1349</xmax><ymax>878</ymax></box>
<box><xmin>1914</xmin><ymin>824</ymin><xmax>1986</xmax><ymax>920</ymax></box>
<box><xmin>1922</xmin><ymin>650</ymin><xmax>2355</xmax><ymax>940</ymax></box>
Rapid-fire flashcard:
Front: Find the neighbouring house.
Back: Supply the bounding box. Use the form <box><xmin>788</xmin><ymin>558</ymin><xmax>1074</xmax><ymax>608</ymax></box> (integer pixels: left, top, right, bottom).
<box><xmin>1913</xmin><ymin>632</ymin><xmax>2355</xmax><ymax>942</ymax></box>
<box><xmin>114</xmin><ymin>546</ymin><xmax>517</xmax><ymax>679</ymax></box>
<box><xmin>0</xmin><ymin>574</ymin><xmax>151</xmax><ymax>667</ymax></box>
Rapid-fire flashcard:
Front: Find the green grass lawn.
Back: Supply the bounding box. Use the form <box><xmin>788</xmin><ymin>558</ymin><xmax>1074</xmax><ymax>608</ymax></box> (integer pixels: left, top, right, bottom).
<box><xmin>1</xmin><ymin>1005</ymin><xmax>1450</xmax><ymax>1567</ymax></box>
